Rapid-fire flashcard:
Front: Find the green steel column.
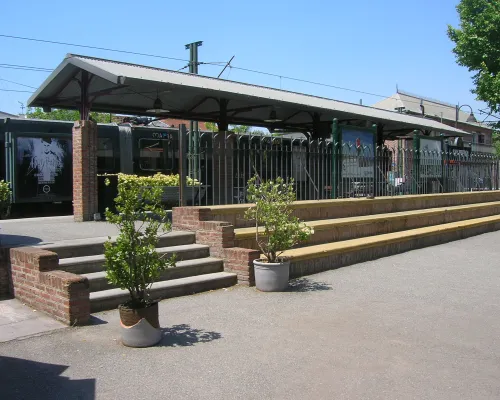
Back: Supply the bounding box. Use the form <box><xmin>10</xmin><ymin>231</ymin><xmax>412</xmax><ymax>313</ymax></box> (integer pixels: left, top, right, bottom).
<box><xmin>372</xmin><ymin>123</ymin><xmax>378</xmax><ymax>197</ymax></box>
<box><xmin>412</xmin><ymin>132</ymin><xmax>420</xmax><ymax>194</ymax></box>
<box><xmin>331</xmin><ymin>119</ymin><xmax>340</xmax><ymax>199</ymax></box>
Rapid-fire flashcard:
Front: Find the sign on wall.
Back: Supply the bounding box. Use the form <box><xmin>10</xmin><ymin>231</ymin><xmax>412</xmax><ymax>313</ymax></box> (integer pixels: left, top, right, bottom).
<box><xmin>419</xmin><ymin>138</ymin><xmax>442</xmax><ymax>178</ymax></box>
<box><xmin>16</xmin><ymin>136</ymin><xmax>72</xmax><ymax>201</ymax></box>
<box><xmin>341</xmin><ymin>128</ymin><xmax>375</xmax><ymax>178</ymax></box>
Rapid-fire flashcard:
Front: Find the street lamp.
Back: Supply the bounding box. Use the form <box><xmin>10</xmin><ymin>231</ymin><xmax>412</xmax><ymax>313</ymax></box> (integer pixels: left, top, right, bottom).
<box><xmin>455</xmin><ymin>104</ymin><xmax>477</xmax><ymax>127</ymax></box>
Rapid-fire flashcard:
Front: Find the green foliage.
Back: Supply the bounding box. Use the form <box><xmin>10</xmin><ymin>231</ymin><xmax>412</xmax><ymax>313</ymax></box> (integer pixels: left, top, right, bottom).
<box><xmin>0</xmin><ymin>180</ymin><xmax>11</xmax><ymax>218</ymax></box>
<box><xmin>448</xmin><ymin>0</ymin><xmax>500</xmax><ymax>112</ymax></box>
<box><xmin>104</xmin><ymin>173</ymin><xmax>175</xmax><ymax>307</ymax></box>
<box><xmin>26</xmin><ymin>107</ymin><xmax>113</xmax><ymax>123</ymax></box>
<box><xmin>244</xmin><ymin>176</ymin><xmax>312</xmax><ymax>263</ymax></box>
<box><xmin>205</xmin><ymin>122</ymin><xmax>218</xmax><ymax>132</ymax></box>
<box><xmin>100</xmin><ymin>172</ymin><xmax>201</xmax><ymax>186</ymax></box>
<box><xmin>230</xmin><ymin>125</ymin><xmax>251</xmax><ymax>134</ymax></box>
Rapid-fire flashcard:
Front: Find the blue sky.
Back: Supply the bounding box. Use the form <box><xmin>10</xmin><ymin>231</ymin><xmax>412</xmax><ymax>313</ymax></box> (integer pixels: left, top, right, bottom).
<box><xmin>0</xmin><ymin>0</ymin><xmax>488</xmax><ymax>119</ymax></box>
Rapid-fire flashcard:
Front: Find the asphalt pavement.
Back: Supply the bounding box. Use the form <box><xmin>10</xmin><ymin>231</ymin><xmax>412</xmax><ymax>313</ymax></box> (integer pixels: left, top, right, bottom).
<box><xmin>1</xmin><ymin>231</ymin><xmax>500</xmax><ymax>399</ymax></box>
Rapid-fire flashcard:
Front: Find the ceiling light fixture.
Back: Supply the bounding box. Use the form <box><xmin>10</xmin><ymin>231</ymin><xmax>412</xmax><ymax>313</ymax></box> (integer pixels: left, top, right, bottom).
<box><xmin>264</xmin><ymin>109</ymin><xmax>281</xmax><ymax>123</ymax></box>
<box><xmin>146</xmin><ymin>90</ymin><xmax>169</xmax><ymax>114</ymax></box>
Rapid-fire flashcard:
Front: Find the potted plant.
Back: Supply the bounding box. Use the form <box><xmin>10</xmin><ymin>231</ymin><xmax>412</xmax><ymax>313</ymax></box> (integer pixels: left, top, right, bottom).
<box><xmin>104</xmin><ymin>173</ymin><xmax>176</xmax><ymax>347</ymax></box>
<box><xmin>245</xmin><ymin>176</ymin><xmax>312</xmax><ymax>291</ymax></box>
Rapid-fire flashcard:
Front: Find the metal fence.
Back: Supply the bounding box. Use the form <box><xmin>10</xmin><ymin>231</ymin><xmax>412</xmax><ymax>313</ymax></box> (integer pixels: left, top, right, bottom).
<box><xmin>183</xmin><ymin>132</ymin><xmax>499</xmax><ymax>206</ymax></box>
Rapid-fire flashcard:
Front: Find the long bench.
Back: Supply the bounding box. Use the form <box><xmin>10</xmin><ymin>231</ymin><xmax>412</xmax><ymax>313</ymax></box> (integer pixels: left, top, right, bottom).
<box><xmin>173</xmin><ymin>191</ymin><xmax>500</xmax><ymax>231</ymax></box>
<box><xmin>234</xmin><ymin>201</ymin><xmax>500</xmax><ymax>249</ymax></box>
<box><xmin>282</xmin><ymin>215</ymin><xmax>500</xmax><ymax>278</ymax></box>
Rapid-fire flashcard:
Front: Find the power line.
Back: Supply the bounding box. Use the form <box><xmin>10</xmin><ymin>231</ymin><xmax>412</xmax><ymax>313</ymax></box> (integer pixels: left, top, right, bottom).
<box><xmin>0</xmin><ymin>88</ymin><xmax>33</xmax><ymax>93</ymax></box>
<box><xmin>0</xmin><ymin>34</ymin><xmax>191</xmax><ymax>63</ymax></box>
<box><xmin>0</xmin><ymin>78</ymin><xmax>37</xmax><ymax>89</ymax></box>
<box><xmin>0</xmin><ymin>32</ymin><xmax>487</xmax><ymax>118</ymax></box>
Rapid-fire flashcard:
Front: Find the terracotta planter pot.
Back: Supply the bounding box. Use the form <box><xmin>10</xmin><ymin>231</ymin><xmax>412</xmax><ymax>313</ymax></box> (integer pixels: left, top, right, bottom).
<box><xmin>119</xmin><ymin>302</ymin><xmax>161</xmax><ymax>347</ymax></box>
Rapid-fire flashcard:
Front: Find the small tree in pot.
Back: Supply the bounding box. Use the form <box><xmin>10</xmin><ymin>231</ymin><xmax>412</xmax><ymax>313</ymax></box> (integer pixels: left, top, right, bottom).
<box><xmin>244</xmin><ymin>176</ymin><xmax>312</xmax><ymax>291</ymax></box>
<box><xmin>104</xmin><ymin>174</ymin><xmax>176</xmax><ymax>347</ymax></box>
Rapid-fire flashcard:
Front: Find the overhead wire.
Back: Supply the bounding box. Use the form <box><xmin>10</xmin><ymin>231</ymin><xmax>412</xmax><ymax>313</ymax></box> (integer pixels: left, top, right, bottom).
<box><xmin>0</xmin><ymin>33</ymin><xmax>491</xmax><ymax>119</ymax></box>
<box><xmin>0</xmin><ymin>78</ymin><xmax>37</xmax><ymax>89</ymax></box>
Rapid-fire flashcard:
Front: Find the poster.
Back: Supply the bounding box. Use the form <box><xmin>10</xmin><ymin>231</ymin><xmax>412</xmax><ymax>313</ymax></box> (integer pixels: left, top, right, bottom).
<box><xmin>341</xmin><ymin>128</ymin><xmax>375</xmax><ymax>178</ymax></box>
<box><xmin>16</xmin><ymin>137</ymin><xmax>72</xmax><ymax>201</ymax></box>
<box><xmin>419</xmin><ymin>138</ymin><xmax>442</xmax><ymax>178</ymax></box>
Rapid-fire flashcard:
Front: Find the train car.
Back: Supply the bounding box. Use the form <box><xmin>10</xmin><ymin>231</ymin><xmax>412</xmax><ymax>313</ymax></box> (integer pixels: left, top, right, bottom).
<box><xmin>0</xmin><ymin>118</ymin><xmax>185</xmax><ymax>216</ymax></box>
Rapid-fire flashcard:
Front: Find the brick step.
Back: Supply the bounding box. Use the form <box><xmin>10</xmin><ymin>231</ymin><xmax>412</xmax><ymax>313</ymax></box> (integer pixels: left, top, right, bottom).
<box><xmin>83</xmin><ymin>257</ymin><xmax>224</xmax><ymax>292</ymax></box>
<box><xmin>90</xmin><ymin>272</ymin><xmax>237</xmax><ymax>312</ymax></box>
<box><xmin>175</xmin><ymin>191</ymin><xmax>500</xmax><ymax>230</ymax></box>
<box><xmin>234</xmin><ymin>201</ymin><xmax>500</xmax><ymax>249</ymax></box>
<box><xmin>280</xmin><ymin>215</ymin><xmax>500</xmax><ymax>278</ymax></box>
<box><xmin>58</xmin><ymin>244</ymin><xmax>210</xmax><ymax>275</ymax></box>
<box><xmin>37</xmin><ymin>231</ymin><xmax>196</xmax><ymax>259</ymax></box>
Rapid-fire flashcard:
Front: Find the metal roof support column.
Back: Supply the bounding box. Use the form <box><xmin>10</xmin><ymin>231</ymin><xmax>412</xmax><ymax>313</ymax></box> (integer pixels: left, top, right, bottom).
<box><xmin>331</xmin><ymin>119</ymin><xmax>340</xmax><ymax>199</ymax></box>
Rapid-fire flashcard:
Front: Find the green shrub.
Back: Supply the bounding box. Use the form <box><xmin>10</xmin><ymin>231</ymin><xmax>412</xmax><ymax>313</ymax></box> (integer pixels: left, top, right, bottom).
<box><xmin>103</xmin><ymin>174</ymin><xmax>176</xmax><ymax>307</ymax></box>
<box><xmin>0</xmin><ymin>180</ymin><xmax>11</xmax><ymax>218</ymax></box>
<box><xmin>244</xmin><ymin>176</ymin><xmax>312</xmax><ymax>263</ymax></box>
<box><xmin>99</xmin><ymin>172</ymin><xmax>201</xmax><ymax>187</ymax></box>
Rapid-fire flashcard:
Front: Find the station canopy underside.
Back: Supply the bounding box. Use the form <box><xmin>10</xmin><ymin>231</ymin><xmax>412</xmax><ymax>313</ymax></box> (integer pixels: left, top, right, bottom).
<box><xmin>28</xmin><ymin>54</ymin><xmax>469</xmax><ymax>138</ymax></box>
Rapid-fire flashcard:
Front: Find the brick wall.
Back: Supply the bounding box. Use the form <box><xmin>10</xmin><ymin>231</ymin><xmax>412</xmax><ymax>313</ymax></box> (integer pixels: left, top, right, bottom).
<box><xmin>73</xmin><ymin>120</ymin><xmax>98</xmax><ymax>222</ymax></box>
<box><xmin>224</xmin><ymin>248</ymin><xmax>260</xmax><ymax>286</ymax></box>
<box><xmin>194</xmin><ymin>221</ymin><xmax>235</xmax><ymax>258</ymax></box>
<box><xmin>10</xmin><ymin>247</ymin><xmax>90</xmax><ymax>325</ymax></box>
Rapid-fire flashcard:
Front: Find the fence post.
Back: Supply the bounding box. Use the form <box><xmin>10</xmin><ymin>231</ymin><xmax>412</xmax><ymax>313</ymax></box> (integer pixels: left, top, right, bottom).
<box><xmin>412</xmin><ymin>131</ymin><xmax>420</xmax><ymax>194</ymax></box>
<box><xmin>372</xmin><ymin>123</ymin><xmax>378</xmax><ymax>198</ymax></box>
<box><xmin>331</xmin><ymin>119</ymin><xmax>340</xmax><ymax>199</ymax></box>
<box><xmin>179</xmin><ymin>124</ymin><xmax>188</xmax><ymax>206</ymax></box>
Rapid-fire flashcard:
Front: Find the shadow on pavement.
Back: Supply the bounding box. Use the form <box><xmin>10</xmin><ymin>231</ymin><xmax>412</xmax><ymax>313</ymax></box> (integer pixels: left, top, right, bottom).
<box><xmin>287</xmin><ymin>277</ymin><xmax>333</xmax><ymax>292</ymax></box>
<box><xmin>88</xmin><ymin>315</ymin><xmax>108</xmax><ymax>325</ymax></box>
<box><xmin>0</xmin><ymin>234</ymin><xmax>43</xmax><ymax>247</ymax></box>
<box><xmin>0</xmin><ymin>356</ymin><xmax>95</xmax><ymax>400</ymax></box>
<box><xmin>159</xmin><ymin>324</ymin><xmax>222</xmax><ymax>347</ymax></box>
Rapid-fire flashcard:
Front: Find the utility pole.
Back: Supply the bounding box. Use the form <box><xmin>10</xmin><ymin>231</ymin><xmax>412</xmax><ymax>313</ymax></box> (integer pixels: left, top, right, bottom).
<box><xmin>185</xmin><ymin>41</ymin><xmax>203</xmax><ymax>179</ymax></box>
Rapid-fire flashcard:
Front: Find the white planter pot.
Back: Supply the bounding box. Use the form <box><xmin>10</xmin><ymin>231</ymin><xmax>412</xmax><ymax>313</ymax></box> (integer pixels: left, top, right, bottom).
<box><xmin>119</xmin><ymin>302</ymin><xmax>161</xmax><ymax>348</ymax></box>
<box><xmin>253</xmin><ymin>259</ymin><xmax>290</xmax><ymax>292</ymax></box>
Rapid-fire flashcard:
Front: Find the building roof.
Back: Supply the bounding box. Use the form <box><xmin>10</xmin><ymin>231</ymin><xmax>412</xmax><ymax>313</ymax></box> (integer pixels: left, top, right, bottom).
<box><xmin>27</xmin><ymin>54</ymin><xmax>469</xmax><ymax>137</ymax></box>
<box><xmin>372</xmin><ymin>90</ymin><xmax>490</xmax><ymax>131</ymax></box>
<box><xmin>0</xmin><ymin>110</ymin><xmax>19</xmax><ymax>119</ymax></box>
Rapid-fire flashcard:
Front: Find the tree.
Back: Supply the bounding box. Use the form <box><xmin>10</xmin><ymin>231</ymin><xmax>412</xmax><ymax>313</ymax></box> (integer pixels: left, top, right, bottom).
<box><xmin>448</xmin><ymin>0</ymin><xmax>500</xmax><ymax>113</ymax></box>
<box><xmin>26</xmin><ymin>107</ymin><xmax>113</xmax><ymax>123</ymax></box>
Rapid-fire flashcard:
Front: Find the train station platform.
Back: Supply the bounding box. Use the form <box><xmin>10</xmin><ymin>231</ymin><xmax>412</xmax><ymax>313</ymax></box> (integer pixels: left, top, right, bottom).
<box><xmin>0</xmin><ymin>216</ymin><xmax>120</xmax><ymax>247</ymax></box>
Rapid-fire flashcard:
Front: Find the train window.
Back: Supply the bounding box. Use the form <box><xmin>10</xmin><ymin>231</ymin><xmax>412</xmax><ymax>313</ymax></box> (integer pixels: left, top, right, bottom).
<box><xmin>139</xmin><ymin>139</ymin><xmax>173</xmax><ymax>171</ymax></box>
<box><xmin>98</xmin><ymin>138</ymin><xmax>115</xmax><ymax>172</ymax></box>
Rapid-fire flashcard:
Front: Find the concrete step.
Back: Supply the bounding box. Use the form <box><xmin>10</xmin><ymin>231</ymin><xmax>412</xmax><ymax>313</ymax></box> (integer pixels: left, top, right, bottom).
<box><xmin>234</xmin><ymin>201</ymin><xmax>500</xmax><ymax>249</ymax></box>
<box><xmin>58</xmin><ymin>244</ymin><xmax>210</xmax><ymax>275</ymax></box>
<box><xmin>90</xmin><ymin>272</ymin><xmax>237</xmax><ymax>312</ymax></box>
<box><xmin>38</xmin><ymin>231</ymin><xmax>195</xmax><ymax>259</ymax></box>
<box><xmin>281</xmin><ymin>215</ymin><xmax>500</xmax><ymax>278</ymax></box>
<box><xmin>83</xmin><ymin>257</ymin><xmax>224</xmax><ymax>292</ymax></box>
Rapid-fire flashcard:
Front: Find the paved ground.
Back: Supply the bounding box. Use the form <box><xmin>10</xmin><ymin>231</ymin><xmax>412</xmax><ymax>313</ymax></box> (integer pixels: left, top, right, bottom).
<box><xmin>0</xmin><ymin>299</ymin><xmax>66</xmax><ymax>342</ymax></box>
<box><xmin>0</xmin><ymin>216</ymin><xmax>122</xmax><ymax>247</ymax></box>
<box><xmin>1</xmin><ymin>231</ymin><xmax>500</xmax><ymax>399</ymax></box>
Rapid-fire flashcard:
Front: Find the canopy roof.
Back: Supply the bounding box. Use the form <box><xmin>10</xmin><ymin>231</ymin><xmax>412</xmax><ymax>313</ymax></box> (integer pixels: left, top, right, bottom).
<box><xmin>28</xmin><ymin>54</ymin><xmax>469</xmax><ymax>137</ymax></box>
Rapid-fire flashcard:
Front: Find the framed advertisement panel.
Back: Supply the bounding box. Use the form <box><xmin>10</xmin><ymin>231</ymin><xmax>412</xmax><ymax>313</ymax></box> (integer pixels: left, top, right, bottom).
<box><xmin>340</xmin><ymin>126</ymin><xmax>376</xmax><ymax>179</ymax></box>
<box><xmin>12</xmin><ymin>133</ymin><xmax>72</xmax><ymax>202</ymax></box>
<box><xmin>418</xmin><ymin>136</ymin><xmax>443</xmax><ymax>179</ymax></box>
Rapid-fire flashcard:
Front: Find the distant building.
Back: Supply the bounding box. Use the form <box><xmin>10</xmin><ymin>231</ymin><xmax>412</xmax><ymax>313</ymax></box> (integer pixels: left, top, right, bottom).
<box><xmin>373</xmin><ymin>89</ymin><xmax>495</xmax><ymax>154</ymax></box>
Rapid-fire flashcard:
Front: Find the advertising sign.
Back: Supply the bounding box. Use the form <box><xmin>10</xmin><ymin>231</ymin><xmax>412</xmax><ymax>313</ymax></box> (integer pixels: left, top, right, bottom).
<box><xmin>341</xmin><ymin>128</ymin><xmax>375</xmax><ymax>178</ymax></box>
<box><xmin>419</xmin><ymin>138</ymin><xmax>442</xmax><ymax>178</ymax></box>
<box><xmin>16</xmin><ymin>136</ymin><xmax>72</xmax><ymax>201</ymax></box>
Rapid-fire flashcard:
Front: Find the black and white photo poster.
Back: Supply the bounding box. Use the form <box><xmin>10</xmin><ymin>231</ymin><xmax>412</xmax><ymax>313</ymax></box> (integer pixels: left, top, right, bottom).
<box><xmin>16</xmin><ymin>137</ymin><xmax>72</xmax><ymax>200</ymax></box>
